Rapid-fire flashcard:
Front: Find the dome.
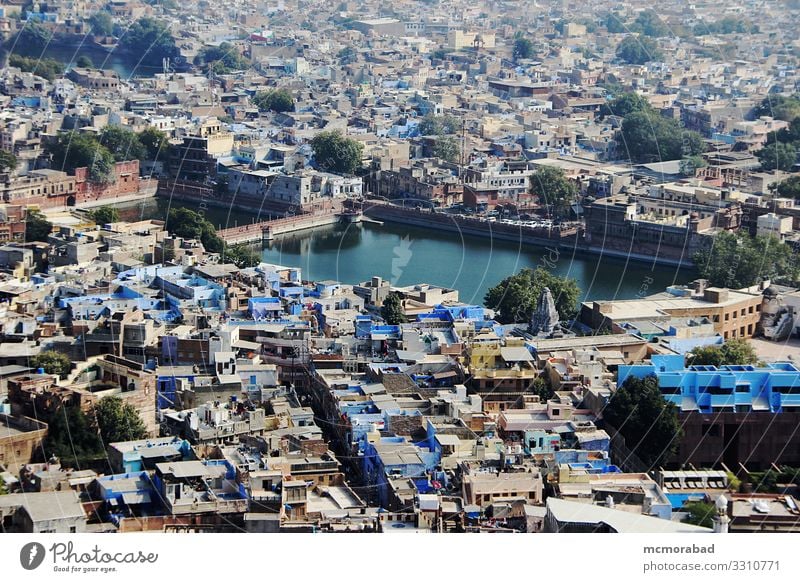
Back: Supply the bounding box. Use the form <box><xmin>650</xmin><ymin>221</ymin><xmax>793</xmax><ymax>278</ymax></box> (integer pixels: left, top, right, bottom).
<box><xmin>762</xmin><ymin>286</ymin><xmax>778</xmax><ymax>298</ymax></box>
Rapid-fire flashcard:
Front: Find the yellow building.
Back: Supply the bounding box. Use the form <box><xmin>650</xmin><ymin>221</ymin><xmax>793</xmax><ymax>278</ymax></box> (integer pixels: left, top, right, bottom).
<box><xmin>467</xmin><ymin>336</ymin><xmax>539</xmax><ymax>407</ymax></box>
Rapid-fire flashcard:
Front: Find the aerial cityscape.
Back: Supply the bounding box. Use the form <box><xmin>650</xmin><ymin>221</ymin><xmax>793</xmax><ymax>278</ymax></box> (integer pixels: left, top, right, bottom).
<box><xmin>1</xmin><ymin>0</ymin><xmax>800</xmax><ymax>540</ymax></box>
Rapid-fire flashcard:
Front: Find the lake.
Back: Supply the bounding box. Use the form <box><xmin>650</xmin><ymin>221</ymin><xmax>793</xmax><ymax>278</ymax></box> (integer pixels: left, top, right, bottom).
<box><xmin>128</xmin><ymin>198</ymin><xmax>693</xmax><ymax>305</ymax></box>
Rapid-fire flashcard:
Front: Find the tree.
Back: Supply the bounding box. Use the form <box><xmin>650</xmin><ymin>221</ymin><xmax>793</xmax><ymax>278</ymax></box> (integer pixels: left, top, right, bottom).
<box><xmin>45</xmin><ymin>132</ymin><xmax>115</xmax><ymax>183</ymax></box>
<box><xmin>532</xmin><ymin>376</ymin><xmax>554</xmax><ymax>402</ymax></box>
<box><xmin>31</xmin><ymin>350</ymin><xmax>72</xmax><ymax>377</ymax></box>
<box><xmin>8</xmin><ymin>21</ymin><xmax>51</xmax><ymax>57</ymax></box>
<box><xmin>529</xmin><ymin>166</ymin><xmax>578</xmax><ymax>218</ymax></box>
<box><xmin>679</xmin><ymin>155</ymin><xmax>707</xmax><ymax>177</ymax></box>
<box><xmin>616</xmin><ymin>35</ymin><xmax>663</xmax><ymax>64</ymax></box>
<box><xmin>766</xmin><ymin>117</ymin><xmax>800</xmax><ymax>146</ymax></box>
<box><xmin>756</xmin><ymin>142</ymin><xmax>797</xmax><ymax>171</ymax></box>
<box><xmin>0</xmin><ymin>150</ymin><xmax>17</xmax><ymax>173</ymax></box>
<box><xmin>632</xmin><ymin>9</ymin><xmax>669</xmax><ymax>37</ymax></box>
<box><xmin>752</xmin><ymin>94</ymin><xmax>800</xmax><ymax>122</ymax></box>
<box><xmin>93</xmin><ymin>395</ymin><xmax>148</xmax><ymax>445</ymax></box>
<box><xmin>432</xmin><ymin>136</ymin><xmax>460</xmax><ymax>163</ymax></box>
<box><xmin>45</xmin><ymin>406</ymin><xmax>104</xmax><ymax>467</ymax></box>
<box><xmin>118</xmin><ymin>17</ymin><xmax>178</xmax><ymax>69</ymax></box>
<box><xmin>138</xmin><ymin>127</ymin><xmax>170</xmax><ymax>160</ymax></box>
<box><xmin>693</xmin><ymin>231</ymin><xmax>800</xmax><ymax>288</ymax></box>
<box><xmin>75</xmin><ymin>55</ymin><xmax>93</xmax><ymax>68</ymax></box>
<box><xmin>91</xmin><ymin>206</ymin><xmax>120</xmax><ymax>225</ymax></box>
<box><xmin>337</xmin><ymin>46</ymin><xmax>356</xmax><ymax>64</ymax></box>
<box><xmin>598</xmin><ymin>92</ymin><xmax>651</xmax><ymax>118</ymax></box>
<box><xmin>773</xmin><ymin>175</ymin><xmax>800</xmax><ymax>199</ymax></box>
<box><xmin>682</xmin><ymin>501</ymin><xmax>715</xmax><ymax>528</ymax></box>
<box><xmin>166</xmin><ymin>207</ymin><xmax>224</xmax><ymax>253</ymax></box>
<box><xmin>418</xmin><ymin>114</ymin><xmax>459</xmax><ymax>136</ymax></box>
<box><xmin>88</xmin><ymin>11</ymin><xmax>113</xmax><ymax>37</ymax></box>
<box><xmin>225</xmin><ymin>243</ymin><xmax>261</xmax><ymax>268</ymax></box>
<box><xmin>513</xmin><ymin>37</ymin><xmax>534</xmax><ymax>61</ymax></box>
<box><xmin>194</xmin><ymin>42</ymin><xmax>249</xmax><ymax>74</ymax></box>
<box><xmin>100</xmin><ymin>125</ymin><xmax>147</xmax><ymax>162</ymax></box>
<box><xmin>25</xmin><ymin>208</ymin><xmax>52</xmax><ymax>242</ymax></box>
<box><xmin>8</xmin><ymin>54</ymin><xmax>63</xmax><ymax>81</ymax></box>
<box><xmin>381</xmin><ymin>292</ymin><xmax>407</xmax><ymax>325</ymax></box>
<box><xmin>310</xmin><ymin>130</ymin><xmax>363</xmax><ymax>174</ymax></box>
<box><xmin>689</xmin><ymin>338</ymin><xmax>759</xmax><ymax>367</ymax></box>
<box><xmin>252</xmin><ymin>89</ymin><xmax>295</xmax><ymax>113</ymax></box>
<box><xmin>484</xmin><ymin>267</ymin><xmax>580</xmax><ymax>324</ymax></box>
<box><xmin>604</xmin><ymin>12</ymin><xmax>627</xmax><ymax>34</ymax></box>
<box><xmin>616</xmin><ymin>110</ymin><xmax>705</xmax><ymax>163</ymax></box>
<box><xmin>602</xmin><ymin>375</ymin><xmax>681</xmax><ymax>468</ymax></box>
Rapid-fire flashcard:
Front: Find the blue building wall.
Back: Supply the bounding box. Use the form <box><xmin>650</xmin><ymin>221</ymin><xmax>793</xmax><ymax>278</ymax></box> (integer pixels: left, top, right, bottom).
<box><xmin>619</xmin><ymin>355</ymin><xmax>800</xmax><ymax>413</ymax></box>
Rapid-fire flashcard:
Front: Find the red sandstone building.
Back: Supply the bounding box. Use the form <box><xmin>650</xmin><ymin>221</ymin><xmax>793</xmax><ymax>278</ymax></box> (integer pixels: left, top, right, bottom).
<box><xmin>0</xmin><ymin>160</ymin><xmax>157</xmax><ymax>209</ymax></box>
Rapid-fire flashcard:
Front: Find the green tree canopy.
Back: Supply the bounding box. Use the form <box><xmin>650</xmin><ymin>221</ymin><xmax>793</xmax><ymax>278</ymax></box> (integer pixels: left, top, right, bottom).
<box><xmin>166</xmin><ymin>207</ymin><xmax>224</xmax><ymax>253</ymax></box>
<box><xmin>7</xmin><ymin>21</ymin><xmax>51</xmax><ymax>57</ymax></box>
<box><xmin>616</xmin><ymin>35</ymin><xmax>663</xmax><ymax>64</ymax></box>
<box><xmin>138</xmin><ymin>127</ymin><xmax>170</xmax><ymax>160</ymax></box>
<box><xmin>25</xmin><ymin>209</ymin><xmax>52</xmax><ymax>242</ymax></box>
<box><xmin>310</xmin><ymin>130</ymin><xmax>364</xmax><ymax>175</ymax></box>
<box><xmin>599</xmin><ymin>92</ymin><xmax>651</xmax><ymax>118</ymax></box>
<box><xmin>693</xmin><ymin>231</ymin><xmax>800</xmax><ymax>288</ymax></box>
<box><xmin>679</xmin><ymin>155</ymin><xmax>707</xmax><ymax>177</ymax></box>
<box><xmin>693</xmin><ymin>16</ymin><xmax>758</xmax><ymax>36</ymax></box>
<box><xmin>766</xmin><ymin>117</ymin><xmax>800</xmax><ymax>146</ymax></box>
<box><xmin>432</xmin><ymin>136</ymin><xmax>460</xmax><ymax>163</ymax></box>
<box><xmin>118</xmin><ymin>17</ymin><xmax>178</xmax><ymax>69</ymax></box>
<box><xmin>756</xmin><ymin>141</ymin><xmax>797</xmax><ymax>171</ymax></box>
<box><xmin>93</xmin><ymin>395</ymin><xmax>149</xmax><ymax>445</ymax></box>
<box><xmin>252</xmin><ymin>89</ymin><xmax>295</xmax><ymax>113</ymax></box>
<box><xmin>45</xmin><ymin>132</ymin><xmax>115</xmax><ymax>183</ymax></box>
<box><xmin>337</xmin><ymin>46</ymin><xmax>356</xmax><ymax>64</ymax></box>
<box><xmin>682</xmin><ymin>501</ymin><xmax>715</xmax><ymax>528</ymax></box>
<box><xmin>0</xmin><ymin>149</ymin><xmax>17</xmax><ymax>173</ymax></box>
<box><xmin>752</xmin><ymin>94</ymin><xmax>800</xmax><ymax>121</ymax></box>
<box><xmin>689</xmin><ymin>338</ymin><xmax>759</xmax><ymax>367</ymax></box>
<box><xmin>418</xmin><ymin>114</ymin><xmax>460</xmax><ymax>136</ymax></box>
<box><xmin>31</xmin><ymin>350</ymin><xmax>72</xmax><ymax>377</ymax></box>
<box><xmin>91</xmin><ymin>206</ymin><xmax>120</xmax><ymax>225</ymax></box>
<box><xmin>225</xmin><ymin>243</ymin><xmax>261</xmax><ymax>268</ymax></box>
<box><xmin>632</xmin><ymin>10</ymin><xmax>670</xmax><ymax>37</ymax></box>
<box><xmin>100</xmin><ymin>125</ymin><xmax>147</xmax><ymax>162</ymax></box>
<box><xmin>616</xmin><ymin>110</ymin><xmax>706</xmax><ymax>163</ymax></box>
<box><xmin>604</xmin><ymin>12</ymin><xmax>627</xmax><ymax>34</ymax></box>
<box><xmin>8</xmin><ymin>54</ymin><xmax>63</xmax><ymax>81</ymax></box>
<box><xmin>603</xmin><ymin>375</ymin><xmax>681</xmax><ymax>468</ymax></box>
<box><xmin>773</xmin><ymin>174</ymin><xmax>800</xmax><ymax>198</ymax></box>
<box><xmin>529</xmin><ymin>166</ymin><xmax>578</xmax><ymax>218</ymax></box>
<box><xmin>513</xmin><ymin>37</ymin><xmax>534</xmax><ymax>61</ymax></box>
<box><xmin>381</xmin><ymin>292</ymin><xmax>407</xmax><ymax>325</ymax></box>
<box><xmin>88</xmin><ymin>11</ymin><xmax>114</xmax><ymax>36</ymax></box>
<box><xmin>75</xmin><ymin>55</ymin><xmax>94</xmax><ymax>68</ymax></box>
<box><xmin>45</xmin><ymin>406</ymin><xmax>104</xmax><ymax>467</ymax></box>
<box><xmin>194</xmin><ymin>42</ymin><xmax>249</xmax><ymax>74</ymax></box>
<box><xmin>484</xmin><ymin>267</ymin><xmax>580</xmax><ymax>324</ymax></box>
